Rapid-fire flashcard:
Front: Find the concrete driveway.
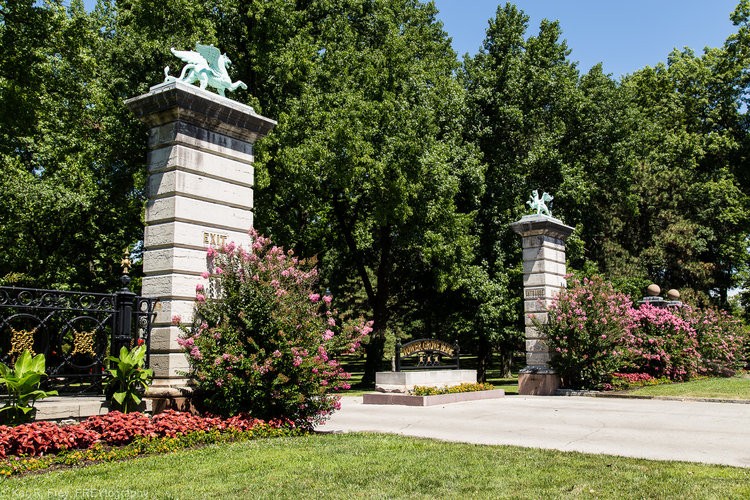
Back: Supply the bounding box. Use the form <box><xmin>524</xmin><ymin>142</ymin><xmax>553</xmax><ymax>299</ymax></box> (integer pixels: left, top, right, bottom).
<box><xmin>317</xmin><ymin>395</ymin><xmax>750</xmax><ymax>468</ymax></box>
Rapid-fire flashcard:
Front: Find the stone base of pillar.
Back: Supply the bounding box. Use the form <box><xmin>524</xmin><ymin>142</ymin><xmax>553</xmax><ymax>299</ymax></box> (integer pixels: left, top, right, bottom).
<box><xmin>145</xmin><ymin>386</ymin><xmax>195</xmax><ymax>415</ymax></box>
<box><xmin>147</xmin><ymin>396</ymin><xmax>196</xmax><ymax>415</ymax></box>
<box><xmin>518</xmin><ymin>367</ymin><xmax>560</xmax><ymax>395</ymax></box>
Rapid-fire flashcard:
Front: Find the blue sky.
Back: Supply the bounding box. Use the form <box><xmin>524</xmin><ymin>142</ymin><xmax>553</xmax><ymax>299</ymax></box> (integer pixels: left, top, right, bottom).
<box><xmin>433</xmin><ymin>0</ymin><xmax>739</xmax><ymax>77</ymax></box>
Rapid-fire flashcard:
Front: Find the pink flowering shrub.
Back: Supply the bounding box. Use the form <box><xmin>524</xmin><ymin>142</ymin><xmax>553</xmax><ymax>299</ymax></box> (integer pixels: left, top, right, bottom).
<box><xmin>624</xmin><ymin>303</ymin><xmax>700</xmax><ymax>381</ymax></box>
<box><xmin>679</xmin><ymin>306</ymin><xmax>748</xmax><ymax>376</ymax></box>
<box><xmin>542</xmin><ymin>275</ymin><xmax>634</xmax><ymax>389</ymax></box>
<box><xmin>178</xmin><ymin>230</ymin><xmax>371</xmax><ymax>428</ymax></box>
<box><xmin>543</xmin><ymin>274</ymin><xmax>748</xmax><ymax>390</ymax></box>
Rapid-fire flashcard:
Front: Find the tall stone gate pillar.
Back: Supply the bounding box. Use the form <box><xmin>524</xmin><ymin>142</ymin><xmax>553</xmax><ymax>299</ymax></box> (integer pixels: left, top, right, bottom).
<box><xmin>125</xmin><ymin>80</ymin><xmax>275</xmax><ymax>389</ymax></box>
<box><xmin>510</xmin><ymin>214</ymin><xmax>574</xmax><ymax>395</ymax></box>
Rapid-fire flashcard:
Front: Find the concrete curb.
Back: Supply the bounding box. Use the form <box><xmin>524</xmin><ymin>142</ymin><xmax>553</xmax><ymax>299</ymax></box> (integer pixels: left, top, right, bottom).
<box><xmin>555</xmin><ymin>389</ymin><xmax>750</xmax><ymax>405</ymax></box>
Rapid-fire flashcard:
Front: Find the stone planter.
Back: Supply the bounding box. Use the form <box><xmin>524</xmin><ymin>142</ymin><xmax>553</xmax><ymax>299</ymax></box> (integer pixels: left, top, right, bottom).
<box><xmin>363</xmin><ymin>389</ymin><xmax>505</xmax><ymax>406</ymax></box>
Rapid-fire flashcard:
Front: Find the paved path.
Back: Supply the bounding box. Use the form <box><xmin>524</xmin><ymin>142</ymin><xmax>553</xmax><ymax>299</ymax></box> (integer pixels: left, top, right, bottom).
<box><xmin>318</xmin><ymin>395</ymin><xmax>750</xmax><ymax>468</ymax></box>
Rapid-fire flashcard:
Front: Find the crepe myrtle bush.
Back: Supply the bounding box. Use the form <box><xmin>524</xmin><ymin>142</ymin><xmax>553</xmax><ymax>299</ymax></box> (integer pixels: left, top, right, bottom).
<box><xmin>678</xmin><ymin>306</ymin><xmax>748</xmax><ymax>376</ymax></box>
<box><xmin>540</xmin><ymin>275</ymin><xmax>635</xmax><ymax>390</ymax></box>
<box><xmin>542</xmin><ymin>274</ymin><xmax>748</xmax><ymax>390</ymax></box>
<box><xmin>623</xmin><ymin>303</ymin><xmax>700</xmax><ymax>381</ymax></box>
<box><xmin>176</xmin><ymin>230</ymin><xmax>372</xmax><ymax>428</ymax></box>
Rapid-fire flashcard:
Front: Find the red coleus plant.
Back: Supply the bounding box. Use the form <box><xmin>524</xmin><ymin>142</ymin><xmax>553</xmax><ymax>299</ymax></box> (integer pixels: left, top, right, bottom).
<box><xmin>0</xmin><ymin>421</ymin><xmax>98</xmax><ymax>458</ymax></box>
<box><xmin>81</xmin><ymin>411</ymin><xmax>156</xmax><ymax>446</ymax></box>
<box><xmin>0</xmin><ymin>410</ymin><xmax>293</xmax><ymax>458</ymax></box>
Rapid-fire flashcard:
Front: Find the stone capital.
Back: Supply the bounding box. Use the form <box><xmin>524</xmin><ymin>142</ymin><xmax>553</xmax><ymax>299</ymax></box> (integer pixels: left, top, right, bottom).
<box><xmin>510</xmin><ymin>215</ymin><xmax>574</xmax><ymax>242</ymax></box>
<box><xmin>124</xmin><ymin>80</ymin><xmax>276</xmax><ymax>144</ymax></box>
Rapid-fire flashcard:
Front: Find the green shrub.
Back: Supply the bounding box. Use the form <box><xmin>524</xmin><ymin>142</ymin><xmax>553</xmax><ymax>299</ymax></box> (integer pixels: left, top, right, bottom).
<box><xmin>105</xmin><ymin>345</ymin><xmax>153</xmax><ymax>414</ymax></box>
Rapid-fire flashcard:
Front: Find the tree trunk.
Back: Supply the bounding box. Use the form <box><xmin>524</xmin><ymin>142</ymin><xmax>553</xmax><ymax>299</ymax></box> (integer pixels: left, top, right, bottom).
<box><xmin>362</xmin><ymin>331</ymin><xmax>385</xmax><ymax>386</ymax></box>
<box><xmin>497</xmin><ymin>349</ymin><xmax>513</xmax><ymax>378</ymax></box>
<box><xmin>361</xmin><ymin>227</ymin><xmax>393</xmax><ymax>386</ymax></box>
<box><xmin>476</xmin><ymin>336</ymin><xmax>492</xmax><ymax>382</ymax></box>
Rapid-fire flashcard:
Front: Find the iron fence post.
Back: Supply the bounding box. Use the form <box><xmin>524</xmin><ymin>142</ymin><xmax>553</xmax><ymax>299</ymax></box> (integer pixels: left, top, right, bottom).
<box><xmin>114</xmin><ymin>274</ymin><xmax>135</xmax><ymax>354</ymax></box>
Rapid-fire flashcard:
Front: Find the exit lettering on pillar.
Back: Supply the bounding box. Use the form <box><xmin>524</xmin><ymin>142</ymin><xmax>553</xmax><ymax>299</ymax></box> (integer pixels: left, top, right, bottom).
<box><xmin>203</xmin><ymin>232</ymin><xmax>228</xmax><ymax>248</ymax></box>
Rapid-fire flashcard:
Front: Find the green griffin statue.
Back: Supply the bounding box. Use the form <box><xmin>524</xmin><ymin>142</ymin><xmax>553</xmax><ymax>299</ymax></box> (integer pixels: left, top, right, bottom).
<box><xmin>164</xmin><ymin>43</ymin><xmax>248</xmax><ymax>97</ymax></box>
<box><xmin>527</xmin><ymin>190</ymin><xmax>554</xmax><ymax>217</ymax></box>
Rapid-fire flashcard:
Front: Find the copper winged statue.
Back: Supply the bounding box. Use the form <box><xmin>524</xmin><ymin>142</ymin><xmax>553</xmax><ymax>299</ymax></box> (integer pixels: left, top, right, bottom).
<box><xmin>527</xmin><ymin>190</ymin><xmax>554</xmax><ymax>217</ymax></box>
<box><xmin>163</xmin><ymin>43</ymin><xmax>248</xmax><ymax>97</ymax></box>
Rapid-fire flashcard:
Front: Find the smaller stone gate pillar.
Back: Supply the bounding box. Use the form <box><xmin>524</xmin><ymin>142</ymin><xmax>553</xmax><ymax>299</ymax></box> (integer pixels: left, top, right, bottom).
<box><xmin>510</xmin><ymin>214</ymin><xmax>574</xmax><ymax>395</ymax></box>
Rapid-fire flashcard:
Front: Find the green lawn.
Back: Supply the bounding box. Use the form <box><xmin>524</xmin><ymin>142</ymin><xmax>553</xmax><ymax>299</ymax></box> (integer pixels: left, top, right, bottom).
<box><xmin>5</xmin><ymin>433</ymin><xmax>750</xmax><ymax>498</ymax></box>
<box><xmin>486</xmin><ymin>376</ymin><xmax>519</xmax><ymax>395</ymax></box>
<box><xmin>623</xmin><ymin>374</ymin><xmax>750</xmax><ymax>400</ymax></box>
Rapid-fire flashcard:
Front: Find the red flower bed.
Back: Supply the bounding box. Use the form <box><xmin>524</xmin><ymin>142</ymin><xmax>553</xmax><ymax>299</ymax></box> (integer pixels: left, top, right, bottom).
<box><xmin>0</xmin><ymin>421</ymin><xmax>99</xmax><ymax>458</ymax></box>
<box><xmin>82</xmin><ymin>412</ymin><xmax>156</xmax><ymax>446</ymax></box>
<box><xmin>0</xmin><ymin>411</ymin><xmax>294</xmax><ymax>458</ymax></box>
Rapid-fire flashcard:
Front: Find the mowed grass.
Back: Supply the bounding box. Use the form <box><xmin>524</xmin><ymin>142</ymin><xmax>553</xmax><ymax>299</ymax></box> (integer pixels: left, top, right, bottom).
<box><xmin>624</xmin><ymin>374</ymin><xmax>750</xmax><ymax>400</ymax></box>
<box><xmin>5</xmin><ymin>433</ymin><xmax>750</xmax><ymax>499</ymax></box>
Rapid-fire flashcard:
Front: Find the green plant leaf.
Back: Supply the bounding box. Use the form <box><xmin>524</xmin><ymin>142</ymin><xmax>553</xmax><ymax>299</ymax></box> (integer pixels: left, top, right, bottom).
<box><xmin>29</xmin><ymin>353</ymin><xmax>46</xmax><ymax>373</ymax></box>
<box><xmin>113</xmin><ymin>391</ymin><xmax>126</xmax><ymax>405</ymax></box>
<box><xmin>14</xmin><ymin>350</ymin><xmax>32</xmax><ymax>373</ymax></box>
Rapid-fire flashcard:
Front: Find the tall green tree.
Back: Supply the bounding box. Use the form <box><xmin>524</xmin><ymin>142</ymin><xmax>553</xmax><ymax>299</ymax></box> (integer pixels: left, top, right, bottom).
<box><xmin>0</xmin><ymin>0</ymin><xmax>133</xmax><ymax>289</ymax></box>
<box><xmin>0</xmin><ymin>0</ymin><xmax>222</xmax><ymax>290</ymax></box>
<box><xmin>464</xmin><ymin>2</ymin><xmax>750</xmax><ymax>313</ymax></box>
<box><xmin>237</xmin><ymin>0</ymin><xmax>484</xmax><ymax>383</ymax></box>
<box><xmin>606</xmin><ymin>21</ymin><xmax>750</xmax><ymax>303</ymax></box>
<box><xmin>461</xmin><ymin>3</ymin><xmax>581</xmax><ymax>375</ymax></box>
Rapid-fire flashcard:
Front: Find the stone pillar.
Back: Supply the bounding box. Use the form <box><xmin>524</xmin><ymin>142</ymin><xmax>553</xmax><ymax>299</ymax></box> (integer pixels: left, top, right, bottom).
<box><xmin>125</xmin><ymin>81</ymin><xmax>276</xmax><ymax>389</ymax></box>
<box><xmin>510</xmin><ymin>215</ymin><xmax>574</xmax><ymax>395</ymax></box>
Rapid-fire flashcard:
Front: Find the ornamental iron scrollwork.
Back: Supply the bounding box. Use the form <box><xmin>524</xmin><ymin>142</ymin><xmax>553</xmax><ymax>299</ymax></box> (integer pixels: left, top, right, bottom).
<box><xmin>8</xmin><ymin>327</ymin><xmax>37</xmax><ymax>357</ymax></box>
<box><xmin>0</xmin><ymin>286</ymin><xmax>157</xmax><ymax>394</ymax></box>
<box><xmin>68</xmin><ymin>328</ymin><xmax>99</xmax><ymax>359</ymax></box>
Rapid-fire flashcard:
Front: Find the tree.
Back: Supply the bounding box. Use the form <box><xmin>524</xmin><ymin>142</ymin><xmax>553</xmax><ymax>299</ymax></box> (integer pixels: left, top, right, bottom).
<box><xmin>0</xmin><ymin>0</ymin><xmax>223</xmax><ymax>290</ymax></box>
<box><xmin>241</xmin><ymin>0</ymin><xmax>484</xmax><ymax>384</ymax></box>
<box><xmin>609</xmin><ymin>38</ymin><xmax>750</xmax><ymax>303</ymax></box>
<box><xmin>461</xmin><ymin>3</ymin><xmax>580</xmax><ymax>375</ymax></box>
<box><xmin>0</xmin><ymin>0</ymin><xmax>137</xmax><ymax>289</ymax></box>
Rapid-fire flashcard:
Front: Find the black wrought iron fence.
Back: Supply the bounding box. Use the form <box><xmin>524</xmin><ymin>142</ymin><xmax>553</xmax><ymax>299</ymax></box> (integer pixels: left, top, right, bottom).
<box><xmin>0</xmin><ymin>286</ymin><xmax>158</xmax><ymax>394</ymax></box>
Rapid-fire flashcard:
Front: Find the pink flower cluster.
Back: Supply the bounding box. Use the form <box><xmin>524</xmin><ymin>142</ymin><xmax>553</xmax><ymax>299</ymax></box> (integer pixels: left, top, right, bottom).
<box><xmin>612</xmin><ymin>372</ymin><xmax>654</xmax><ymax>383</ymax></box>
<box><xmin>623</xmin><ymin>303</ymin><xmax>699</xmax><ymax>380</ymax></box>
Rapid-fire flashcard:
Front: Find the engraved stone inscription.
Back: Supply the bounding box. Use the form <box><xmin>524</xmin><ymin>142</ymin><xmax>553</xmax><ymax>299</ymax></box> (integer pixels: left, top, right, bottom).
<box><xmin>525</xmin><ymin>287</ymin><xmax>545</xmax><ymax>298</ymax></box>
<box><xmin>203</xmin><ymin>231</ymin><xmax>228</xmax><ymax>248</ymax></box>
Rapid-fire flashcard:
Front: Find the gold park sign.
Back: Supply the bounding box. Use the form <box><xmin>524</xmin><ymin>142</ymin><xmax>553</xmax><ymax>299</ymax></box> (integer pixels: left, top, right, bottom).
<box><xmin>395</xmin><ymin>338</ymin><xmax>460</xmax><ymax>371</ymax></box>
